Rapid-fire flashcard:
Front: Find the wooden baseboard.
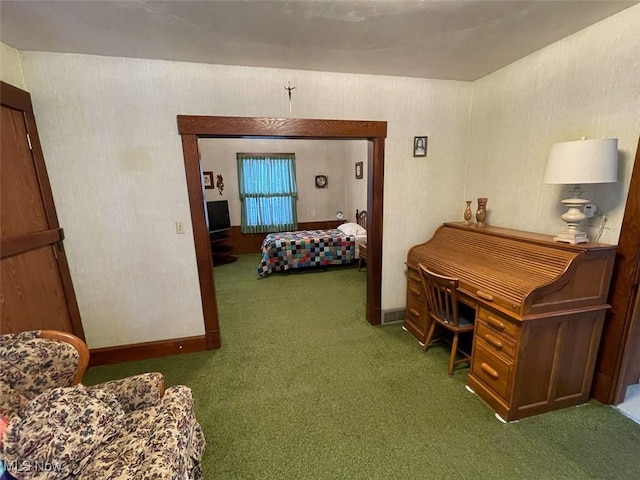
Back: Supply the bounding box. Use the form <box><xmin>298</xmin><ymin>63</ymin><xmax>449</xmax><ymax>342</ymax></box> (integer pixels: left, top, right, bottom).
<box><xmin>89</xmin><ymin>332</ymin><xmax>219</xmax><ymax>367</ymax></box>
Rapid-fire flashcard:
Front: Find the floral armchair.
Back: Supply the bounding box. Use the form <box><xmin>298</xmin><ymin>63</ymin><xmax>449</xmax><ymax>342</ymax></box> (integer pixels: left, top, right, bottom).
<box><xmin>0</xmin><ymin>330</ymin><xmax>205</xmax><ymax>480</ymax></box>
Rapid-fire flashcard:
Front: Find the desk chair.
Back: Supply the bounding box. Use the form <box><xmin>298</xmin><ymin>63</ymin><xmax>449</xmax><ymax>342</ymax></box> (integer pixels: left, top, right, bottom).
<box><xmin>418</xmin><ymin>264</ymin><xmax>475</xmax><ymax>376</ymax></box>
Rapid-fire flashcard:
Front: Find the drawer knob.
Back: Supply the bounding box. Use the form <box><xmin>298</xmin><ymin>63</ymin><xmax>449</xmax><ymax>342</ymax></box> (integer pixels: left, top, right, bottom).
<box><xmin>409</xmin><ymin>287</ymin><xmax>421</xmax><ymax>296</ymax></box>
<box><xmin>484</xmin><ymin>334</ymin><xmax>503</xmax><ymax>350</ymax></box>
<box><xmin>481</xmin><ymin>362</ymin><xmax>500</xmax><ymax>379</ymax></box>
<box><xmin>477</xmin><ymin>290</ymin><xmax>494</xmax><ymax>301</ymax></box>
<box><xmin>487</xmin><ymin>315</ymin><xmax>506</xmax><ymax>331</ymax></box>
<box><xmin>409</xmin><ymin>308</ymin><xmax>420</xmax><ymax>319</ymax></box>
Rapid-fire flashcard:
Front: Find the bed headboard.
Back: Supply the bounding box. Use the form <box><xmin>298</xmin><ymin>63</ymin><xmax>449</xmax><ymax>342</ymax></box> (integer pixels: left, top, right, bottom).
<box><xmin>356</xmin><ymin>210</ymin><xmax>367</xmax><ymax>230</ymax></box>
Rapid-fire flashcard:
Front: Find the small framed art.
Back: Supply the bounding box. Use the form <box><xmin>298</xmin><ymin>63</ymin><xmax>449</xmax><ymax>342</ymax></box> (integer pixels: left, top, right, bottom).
<box><xmin>413</xmin><ymin>136</ymin><xmax>427</xmax><ymax>157</ymax></box>
<box><xmin>315</xmin><ymin>175</ymin><xmax>328</xmax><ymax>189</ymax></box>
<box><xmin>355</xmin><ymin>161</ymin><xmax>363</xmax><ymax>179</ymax></box>
<box><xmin>203</xmin><ymin>171</ymin><xmax>214</xmax><ymax>189</ymax></box>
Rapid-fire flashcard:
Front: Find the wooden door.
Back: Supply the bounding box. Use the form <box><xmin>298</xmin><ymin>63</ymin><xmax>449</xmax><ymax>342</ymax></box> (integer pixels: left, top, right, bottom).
<box><xmin>620</xmin><ymin>283</ymin><xmax>640</xmax><ymax>387</ymax></box>
<box><xmin>614</xmin><ymin>137</ymin><xmax>640</xmax><ymax>400</ymax></box>
<box><xmin>592</xmin><ymin>134</ymin><xmax>640</xmax><ymax>404</ymax></box>
<box><xmin>0</xmin><ymin>81</ymin><xmax>84</xmax><ymax>339</ymax></box>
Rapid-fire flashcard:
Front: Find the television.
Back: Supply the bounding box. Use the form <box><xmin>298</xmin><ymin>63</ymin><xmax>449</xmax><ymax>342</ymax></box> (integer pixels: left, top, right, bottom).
<box><xmin>206</xmin><ymin>200</ymin><xmax>231</xmax><ymax>233</ymax></box>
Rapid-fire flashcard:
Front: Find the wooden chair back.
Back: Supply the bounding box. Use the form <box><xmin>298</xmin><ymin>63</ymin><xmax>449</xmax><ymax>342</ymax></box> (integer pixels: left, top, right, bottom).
<box><xmin>417</xmin><ymin>264</ymin><xmax>475</xmax><ymax>375</ymax></box>
<box><xmin>418</xmin><ymin>264</ymin><xmax>462</xmax><ymax>327</ymax></box>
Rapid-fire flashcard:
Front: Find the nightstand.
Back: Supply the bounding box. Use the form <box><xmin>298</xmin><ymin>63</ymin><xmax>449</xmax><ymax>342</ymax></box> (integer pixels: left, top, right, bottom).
<box><xmin>358</xmin><ymin>243</ymin><xmax>367</xmax><ymax>271</ymax></box>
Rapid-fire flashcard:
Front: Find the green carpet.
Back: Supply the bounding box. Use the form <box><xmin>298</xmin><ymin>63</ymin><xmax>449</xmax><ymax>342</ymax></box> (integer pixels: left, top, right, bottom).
<box><xmin>84</xmin><ymin>254</ymin><xmax>640</xmax><ymax>479</ymax></box>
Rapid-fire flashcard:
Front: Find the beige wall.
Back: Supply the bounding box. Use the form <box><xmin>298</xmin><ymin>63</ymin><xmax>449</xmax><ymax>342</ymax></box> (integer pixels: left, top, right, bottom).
<box><xmin>14</xmin><ymin>5</ymin><xmax>639</xmax><ymax>349</ymax></box>
<box><xmin>19</xmin><ymin>52</ymin><xmax>472</xmax><ymax>348</ymax></box>
<box><xmin>343</xmin><ymin>141</ymin><xmax>369</xmax><ymax>222</ymax></box>
<box><xmin>466</xmin><ymin>6</ymin><xmax>640</xmax><ymax>245</ymax></box>
<box><xmin>199</xmin><ymin>138</ymin><xmax>353</xmax><ymax>225</ymax></box>
<box><xmin>0</xmin><ymin>42</ymin><xmax>25</xmax><ymax>89</ymax></box>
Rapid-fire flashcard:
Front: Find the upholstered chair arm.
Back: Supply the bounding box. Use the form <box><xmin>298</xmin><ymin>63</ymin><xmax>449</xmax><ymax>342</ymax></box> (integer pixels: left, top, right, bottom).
<box><xmin>87</xmin><ymin>372</ymin><xmax>165</xmax><ymax>413</ymax></box>
<box><xmin>39</xmin><ymin>330</ymin><xmax>89</xmax><ymax>384</ymax></box>
<box><xmin>1</xmin><ymin>330</ymin><xmax>88</xmax><ymax>419</ymax></box>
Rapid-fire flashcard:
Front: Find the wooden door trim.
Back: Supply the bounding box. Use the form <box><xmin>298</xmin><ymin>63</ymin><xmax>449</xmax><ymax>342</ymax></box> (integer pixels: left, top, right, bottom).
<box><xmin>178</xmin><ymin>115</ymin><xmax>386</xmax><ymax>350</ymax></box>
<box><xmin>0</xmin><ymin>81</ymin><xmax>33</xmax><ymax>113</ymax></box>
<box><xmin>181</xmin><ymin>133</ymin><xmax>220</xmax><ymax>349</ymax></box>
<box><xmin>592</xmin><ymin>134</ymin><xmax>640</xmax><ymax>404</ymax></box>
<box><xmin>177</xmin><ymin>115</ymin><xmax>387</xmax><ymax>138</ymax></box>
<box><xmin>1</xmin><ymin>81</ymin><xmax>85</xmax><ymax>340</ymax></box>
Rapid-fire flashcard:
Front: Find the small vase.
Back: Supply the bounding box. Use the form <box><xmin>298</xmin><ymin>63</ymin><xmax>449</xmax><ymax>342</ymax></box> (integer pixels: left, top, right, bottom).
<box><xmin>463</xmin><ymin>201</ymin><xmax>472</xmax><ymax>225</ymax></box>
<box><xmin>476</xmin><ymin>198</ymin><xmax>488</xmax><ymax>227</ymax></box>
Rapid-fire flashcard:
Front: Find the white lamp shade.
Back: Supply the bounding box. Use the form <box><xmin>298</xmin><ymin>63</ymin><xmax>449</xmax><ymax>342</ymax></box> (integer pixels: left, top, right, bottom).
<box><xmin>543</xmin><ymin>138</ymin><xmax>618</xmax><ymax>184</ymax></box>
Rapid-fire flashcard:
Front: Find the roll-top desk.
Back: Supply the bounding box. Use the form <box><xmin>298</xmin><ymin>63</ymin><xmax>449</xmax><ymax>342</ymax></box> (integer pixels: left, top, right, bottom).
<box><xmin>405</xmin><ymin>223</ymin><xmax>616</xmax><ymax>421</ymax></box>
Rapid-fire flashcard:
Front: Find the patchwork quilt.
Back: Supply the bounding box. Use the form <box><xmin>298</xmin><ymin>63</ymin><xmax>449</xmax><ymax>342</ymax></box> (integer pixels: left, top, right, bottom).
<box><xmin>258</xmin><ymin>229</ymin><xmax>355</xmax><ymax>277</ymax></box>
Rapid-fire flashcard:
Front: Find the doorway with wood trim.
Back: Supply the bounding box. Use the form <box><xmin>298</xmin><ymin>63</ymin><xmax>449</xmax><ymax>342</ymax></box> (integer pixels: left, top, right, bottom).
<box><xmin>0</xmin><ymin>81</ymin><xmax>84</xmax><ymax>338</ymax></box>
<box><xmin>177</xmin><ymin>116</ymin><xmax>386</xmax><ymax>350</ymax></box>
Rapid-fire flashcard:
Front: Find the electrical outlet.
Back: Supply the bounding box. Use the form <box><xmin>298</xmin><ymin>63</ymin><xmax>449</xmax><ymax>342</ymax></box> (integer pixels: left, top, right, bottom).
<box><xmin>175</xmin><ymin>221</ymin><xmax>186</xmax><ymax>234</ymax></box>
<box><xmin>583</xmin><ymin>204</ymin><xmax>597</xmax><ymax>218</ymax></box>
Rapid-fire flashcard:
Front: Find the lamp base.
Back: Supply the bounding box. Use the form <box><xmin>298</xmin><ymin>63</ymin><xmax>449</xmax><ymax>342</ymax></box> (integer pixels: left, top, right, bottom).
<box><xmin>553</xmin><ymin>230</ymin><xmax>589</xmax><ymax>244</ymax></box>
<box><xmin>554</xmin><ymin>197</ymin><xmax>589</xmax><ymax>244</ymax></box>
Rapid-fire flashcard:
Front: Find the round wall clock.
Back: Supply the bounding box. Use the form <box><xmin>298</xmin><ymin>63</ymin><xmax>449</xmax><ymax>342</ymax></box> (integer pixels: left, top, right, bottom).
<box><xmin>315</xmin><ymin>175</ymin><xmax>328</xmax><ymax>188</ymax></box>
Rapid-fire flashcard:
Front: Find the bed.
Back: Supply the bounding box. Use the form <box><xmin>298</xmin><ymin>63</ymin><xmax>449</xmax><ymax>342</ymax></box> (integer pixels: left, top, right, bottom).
<box><xmin>258</xmin><ymin>210</ymin><xmax>367</xmax><ymax>277</ymax></box>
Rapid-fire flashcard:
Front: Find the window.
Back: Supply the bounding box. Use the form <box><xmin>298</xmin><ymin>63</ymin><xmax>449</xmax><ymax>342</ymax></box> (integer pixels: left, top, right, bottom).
<box><xmin>237</xmin><ymin>153</ymin><xmax>298</xmax><ymax>233</ymax></box>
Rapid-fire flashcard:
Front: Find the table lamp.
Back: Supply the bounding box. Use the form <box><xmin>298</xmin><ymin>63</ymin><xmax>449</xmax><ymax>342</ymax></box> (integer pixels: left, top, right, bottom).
<box><xmin>543</xmin><ymin>137</ymin><xmax>617</xmax><ymax>244</ymax></box>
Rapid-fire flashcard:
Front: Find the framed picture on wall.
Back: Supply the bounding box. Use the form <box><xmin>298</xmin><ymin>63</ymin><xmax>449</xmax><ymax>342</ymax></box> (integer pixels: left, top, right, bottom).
<box><xmin>203</xmin><ymin>171</ymin><xmax>214</xmax><ymax>189</ymax></box>
<box><xmin>413</xmin><ymin>136</ymin><xmax>427</xmax><ymax>157</ymax></box>
<box><xmin>355</xmin><ymin>161</ymin><xmax>363</xmax><ymax>179</ymax></box>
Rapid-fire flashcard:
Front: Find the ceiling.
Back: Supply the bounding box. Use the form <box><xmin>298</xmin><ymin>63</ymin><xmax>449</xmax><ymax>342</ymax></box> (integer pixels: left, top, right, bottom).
<box><xmin>0</xmin><ymin>1</ymin><xmax>636</xmax><ymax>81</ymax></box>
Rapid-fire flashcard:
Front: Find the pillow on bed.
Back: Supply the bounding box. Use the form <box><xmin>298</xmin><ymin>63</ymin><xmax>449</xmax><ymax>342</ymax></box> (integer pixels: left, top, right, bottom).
<box><xmin>337</xmin><ymin>222</ymin><xmax>366</xmax><ymax>236</ymax></box>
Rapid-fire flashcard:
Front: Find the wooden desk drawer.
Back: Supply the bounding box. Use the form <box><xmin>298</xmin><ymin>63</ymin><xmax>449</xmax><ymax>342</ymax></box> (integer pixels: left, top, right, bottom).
<box><xmin>405</xmin><ymin>264</ymin><xmax>424</xmax><ymax>298</ymax></box>
<box><xmin>406</xmin><ymin>264</ymin><xmax>421</xmax><ymax>284</ymax></box>
<box><xmin>407</xmin><ymin>279</ymin><xmax>424</xmax><ymax>300</ymax></box>
<box><xmin>476</xmin><ymin>321</ymin><xmax>517</xmax><ymax>359</ymax></box>
<box><xmin>471</xmin><ymin>341</ymin><xmax>513</xmax><ymax>401</ymax></box>
<box><xmin>478</xmin><ymin>308</ymin><xmax>519</xmax><ymax>340</ymax></box>
<box><xmin>406</xmin><ymin>292</ymin><xmax>425</xmax><ymax>324</ymax></box>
